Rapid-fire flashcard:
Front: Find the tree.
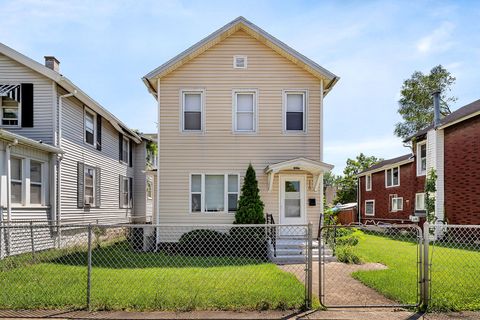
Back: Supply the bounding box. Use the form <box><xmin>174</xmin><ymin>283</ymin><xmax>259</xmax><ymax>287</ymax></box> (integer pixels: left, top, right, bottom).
<box><xmin>394</xmin><ymin>65</ymin><xmax>456</xmax><ymax>141</ymax></box>
<box><xmin>334</xmin><ymin>153</ymin><xmax>381</xmax><ymax>204</ymax></box>
<box><xmin>234</xmin><ymin>164</ymin><xmax>265</xmax><ymax>224</ymax></box>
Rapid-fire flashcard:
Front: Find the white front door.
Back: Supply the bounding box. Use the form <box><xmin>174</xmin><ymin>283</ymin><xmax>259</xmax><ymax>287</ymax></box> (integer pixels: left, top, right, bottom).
<box><xmin>279</xmin><ymin>175</ymin><xmax>307</xmax><ymax>226</ymax></box>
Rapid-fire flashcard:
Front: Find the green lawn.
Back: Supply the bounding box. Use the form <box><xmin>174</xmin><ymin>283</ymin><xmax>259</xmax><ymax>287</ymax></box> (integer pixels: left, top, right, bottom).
<box><xmin>0</xmin><ymin>241</ymin><xmax>313</xmax><ymax>311</ymax></box>
<box><xmin>350</xmin><ymin>232</ymin><xmax>480</xmax><ymax>311</ymax></box>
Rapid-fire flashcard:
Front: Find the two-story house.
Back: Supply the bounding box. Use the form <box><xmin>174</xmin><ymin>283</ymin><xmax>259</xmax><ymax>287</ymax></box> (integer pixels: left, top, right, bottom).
<box><xmin>142</xmin><ymin>17</ymin><xmax>338</xmax><ymax>238</ymax></box>
<box><xmin>358</xmin><ymin>93</ymin><xmax>480</xmax><ymax>225</ymax></box>
<box><xmin>0</xmin><ymin>42</ymin><xmax>154</xmax><ymax>228</ymax></box>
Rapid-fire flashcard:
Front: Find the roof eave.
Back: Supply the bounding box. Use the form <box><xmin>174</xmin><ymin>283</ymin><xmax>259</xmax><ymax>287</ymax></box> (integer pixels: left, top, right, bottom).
<box><xmin>357</xmin><ymin>158</ymin><xmax>414</xmax><ymax>177</ymax></box>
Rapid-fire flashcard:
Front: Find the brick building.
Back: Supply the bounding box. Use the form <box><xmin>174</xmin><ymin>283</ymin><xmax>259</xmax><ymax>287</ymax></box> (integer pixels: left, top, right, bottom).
<box><xmin>357</xmin><ymin>97</ymin><xmax>480</xmax><ymax>225</ymax></box>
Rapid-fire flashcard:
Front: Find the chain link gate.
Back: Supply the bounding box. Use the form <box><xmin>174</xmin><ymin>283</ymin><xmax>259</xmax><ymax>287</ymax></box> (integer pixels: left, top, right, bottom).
<box><xmin>319</xmin><ymin>223</ymin><xmax>423</xmax><ymax>308</ymax></box>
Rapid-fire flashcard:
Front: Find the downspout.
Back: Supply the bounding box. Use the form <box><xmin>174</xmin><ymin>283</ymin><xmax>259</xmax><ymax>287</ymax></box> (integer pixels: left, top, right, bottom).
<box><xmin>357</xmin><ymin>177</ymin><xmax>361</xmax><ymax>223</ymax></box>
<box><xmin>57</xmin><ymin>91</ymin><xmax>76</xmax><ymax>246</ymax></box>
<box><xmin>319</xmin><ymin>80</ymin><xmax>324</xmax><ymax>234</ymax></box>
<box><xmin>6</xmin><ymin>139</ymin><xmax>18</xmax><ymax>255</ymax></box>
<box><xmin>155</xmin><ymin>79</ymin><xmax>161</xmax><ymax>249</ymax></box>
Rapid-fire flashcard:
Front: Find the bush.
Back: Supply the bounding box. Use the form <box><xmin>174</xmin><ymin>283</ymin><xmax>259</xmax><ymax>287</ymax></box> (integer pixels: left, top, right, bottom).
<box><xmin>229</xmin><ymin>226</ymin><xmax>268</xmax><ymax>260</ymax></box>
<box><xmin>178</xmin><ymin>229</ymin><xmax>228</xmax><ymax>257</ymax></box>
<box><xmin>336</xmin><ymin>235</ymin><xmax>359</xmax><ymax>246</ymax></box>
<box><xmin>336</xmin><ymin>245</ymin><xmax>362</xmax><ymax>264</ymax></box>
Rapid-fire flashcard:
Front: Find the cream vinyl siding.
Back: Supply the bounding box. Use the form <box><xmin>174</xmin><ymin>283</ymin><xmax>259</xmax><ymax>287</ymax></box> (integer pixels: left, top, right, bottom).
<box><xmin>0</xmin><ymin>53</ymin><xmax>55</xmax><ymax>144</ymax></box>
<box><xmin>133</xmin><ymin>140</ymin><xmax>153</xmax><ymax>222</ymax></box>
<box><xmin>58</xmin><ymin>87</ymin><xmax>134</xmax><ymax>224</ymax></box>
<box><xmin>157</xmin><ymin>30</ymin><xmax>322</xmax><ymax>234</ymax></box>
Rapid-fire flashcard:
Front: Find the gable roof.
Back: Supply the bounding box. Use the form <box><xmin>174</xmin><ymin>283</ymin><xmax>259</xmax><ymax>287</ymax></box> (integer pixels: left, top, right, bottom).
<box><xmin>405</xmin><ymin>99</ymin><xmax>480</xmax><ymax>142</ymax></box>
<box><xmin>0</xmin><ymin>42</ymin><xmax>141</xmax><ymax>143</ymax></box>
<box><xmin>357</xmin><ymin>154</ymin><xmax>413</xmax><ymax>177</ymax></box>
<box><xmin>142</xmin><ymin>16</ymin><xmax>339</xmax><ymax>96</ymax></box>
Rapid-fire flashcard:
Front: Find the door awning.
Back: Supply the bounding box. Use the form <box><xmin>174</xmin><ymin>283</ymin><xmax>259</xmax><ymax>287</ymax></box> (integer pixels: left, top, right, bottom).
<box><xmin>0</xmin><ymin>84</ymin><xmax>21</xmax><ymax>102</ymax></box>
<box><xmin>264</xmin><ymin>157</ymin><xmax>334</xmax><ymax>192</ymax></box>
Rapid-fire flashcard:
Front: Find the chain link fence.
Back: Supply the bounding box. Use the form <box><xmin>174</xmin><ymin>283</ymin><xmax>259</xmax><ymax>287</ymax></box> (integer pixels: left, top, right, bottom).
<box><xmin>0</xmin><ymin>223</ymin><xmax>313</xmax><ymax>311</ymax></box>
<box><xmin>319</xmin><ymin>224</ymin><xmax>422</xmax><ymax>308</ymax></box>
<box><xmin>427</xmin><ymin>223</ymin><xmax>480</xmax><ymax>312</ymax></box>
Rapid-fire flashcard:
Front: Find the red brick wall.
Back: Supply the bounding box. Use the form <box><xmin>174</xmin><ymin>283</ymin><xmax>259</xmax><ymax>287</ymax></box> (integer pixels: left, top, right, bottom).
<box><xmin>359</xmin><ymin>161</ymin><xmax>425</xmax><ymax>223</ymax></box>
<box><xmin>444</xmin><ymin>115</ymin><xmax>480</xmax><ymax>224</ymax></box>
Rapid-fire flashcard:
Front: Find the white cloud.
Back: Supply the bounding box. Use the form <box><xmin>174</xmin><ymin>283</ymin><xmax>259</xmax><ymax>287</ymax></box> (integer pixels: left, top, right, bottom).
<box><xmin>416</xmin><ymin>21</ymin><xmax>455</xmax><ymax>54</ymax></box>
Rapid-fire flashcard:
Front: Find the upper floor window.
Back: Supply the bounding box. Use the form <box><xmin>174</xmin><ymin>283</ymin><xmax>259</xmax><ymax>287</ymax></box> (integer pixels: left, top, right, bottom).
<box><xmin>1</xmin><ymin>95</ymin><xmax>20</xmax><ymax>126</ymax></box>
<box><xmin>417</xmin><ymin>141</ymin><xmax>427</xmax><ymax>176</ymax></box>
<box><xmin>1</xmin><ymin>83</ymin><xmax>33</xmax><ymax>128</ymax></box>
<box><xmin>233</xmin><ymin>55</ymin><xmax>247</xmax><ymax>69</ymax></box>
<box><xmin>182</xmin><ymin>90</ymin><xmax>203</xmax><ymax>132</ymax></box>
<box><xmin>365</xmin><ymin>174</ymin><xmax>372</xmax><ymax>191</ymax></box>
<box><xmin>415</xmin><ymin>193</ymin><xmax>426</xmax><ymax>211</ymax></box>
<box><xmin>121</xmin><ymin>136</ymin><xmax>129</xmax><ymax>163</ymax></box>
<box><xmin>284</xmin><ymin>91</ymin><xmax>306</xmax><ymax>132</ymax></box>
<box><xmin>233</xmin><ymin>90</ymin><xmax>257</xmax><ymax>132</ymax></box>
<box><xmin>385</xmin><ymin>166</ymin><xmax>400</xmax><ymax>187</ymax></box>
<box><xmin>119</xmin><ymin>175</ymin><xmax>133</xmax><ymax>208</ymax></box>
<box><xmin>84</xmin><ymin>108</ymin><xmax>96</xmax><ymax>146</ymax></box>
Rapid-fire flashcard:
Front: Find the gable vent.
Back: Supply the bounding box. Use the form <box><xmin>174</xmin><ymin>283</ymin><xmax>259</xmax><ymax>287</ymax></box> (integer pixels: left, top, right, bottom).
<box><xmin>233</xmin><ymin>55</ymin><xmax>247</xmax><ymax>69</ymax></box>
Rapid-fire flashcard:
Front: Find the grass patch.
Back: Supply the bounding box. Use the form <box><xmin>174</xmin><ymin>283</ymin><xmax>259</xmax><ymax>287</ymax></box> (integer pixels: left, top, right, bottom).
<box><xmin>0</xmin><ymin>240</ymin><xmax>313</xmax><ymax>311</ymax></box>
<box><xmin>351</xmin><ymin>233</ymin><xmax>480</xmax><ymax>311</ymax></box>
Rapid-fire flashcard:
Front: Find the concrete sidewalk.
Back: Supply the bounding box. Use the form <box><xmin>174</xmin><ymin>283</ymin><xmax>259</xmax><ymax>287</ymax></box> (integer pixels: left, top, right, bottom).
<box><xmin>0</xmin><ymin>309</ymin><xmax>479</xmax><ymax>320</ymax></box>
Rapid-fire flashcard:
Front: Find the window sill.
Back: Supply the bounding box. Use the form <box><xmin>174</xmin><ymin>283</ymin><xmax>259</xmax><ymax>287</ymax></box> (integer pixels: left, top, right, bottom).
<box><xmin>10</xmin><ymin>205</ymin><xmax>50</xmax><ymax>209</ymax></box>
<box><xmin>385</xmin><ymin>185</ymin><xmax>400</xmax><ymax>188</ymax></box>
<box><xmin>417</xmin><ymin>172</ymin><xmax>426</xmax><ymax>177</ymax></box>
<box><xmin>283</xmin><ymin>130</ymin><xmax>307</xmax><ymax>135</ymax></box>
<box><xmin>365</xmin><ymin>214</ymin><xmax>375</xmax><ymax>217</ymax></box>
<box><xmin>190</xmin><ymin>211</ymin><xmax>236</xmax><ymax>215</ymax></box>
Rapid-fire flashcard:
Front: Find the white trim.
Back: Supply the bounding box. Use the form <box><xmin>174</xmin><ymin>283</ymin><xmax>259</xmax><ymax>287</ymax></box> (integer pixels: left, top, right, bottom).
<box><xmin>415</xmin><ymin>192</ymin><xmax>426</xmax><ymax>211</ymax></box>
<box><xmin>282</xmin><ymin>90</ymin><xmax>308</xmax><ymax>133</ymax></box>
<box><xmin>278</xmin><ymin>174</ymin><xmax>307</xmax><ymax>225</ymax></box>
<box><xmin>232</xmin><ymin>89</ymin><xmax>258</xmax><ymax>133</ymax></box>
<box><xmin>233</xmin><ymin>55</ymin><xmax>247</xmax><ymax>69</ymax></box>
<box><xmin>365</xmin><ymin>200</ymin><xmax>375</xmax><ymax>216</ymax></box>
<box><xmin>365</xmin><ymin>173</ymin><xmax>372</xmax><ymax>191</ymax></box>
<box><xmin>416</xmin><ymin>141</ymin><xmax>427</xmax><ymax>176</ymax></box>
<box><xmin>385</xmin><ymin>166</ymin><xmax>400</xmax><ymax>188</ymax></box>
<box><xmin>180</xmin><ymin>89</ymin><xmax>205</xmax><ymax>133</ymax></box>
<box><xmin>83</xmin><ymin>107</ymin><xmax>96</xmax><ymax>148</ymax></box>
<box><xmin>189</xmin><ymin>173</ymin><xmax>240</xmax><ymax>214</ymax></box>
<box><xmin>83</xmin><ymin>164</ymin><xmax>95</xmax><ymax>207</ymax></box>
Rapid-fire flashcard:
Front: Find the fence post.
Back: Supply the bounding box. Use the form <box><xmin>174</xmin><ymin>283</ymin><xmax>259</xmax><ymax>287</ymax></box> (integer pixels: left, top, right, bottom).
<box><xmin>307</xmin><ymin>223</ymin><xmax>313</xmax><ymax>309</ymax></box>
<box><xmin>30</xmin><ymin>221</ymin><xmax>35</xmax><ymax>263</ymax></box>
<box><xmin>422</xmin><ymin>222</ymin><xmax>430</xmax><ymax>309</ymax></box>
<box><xmin>0</xmin><ymin>208</ymin><xmax>3</xmax><ymax>260</ymax></box>
<box><xmin>86</xmin><ymin>224</ymin><xmax>92</xmax><ymax>310</ymax></box>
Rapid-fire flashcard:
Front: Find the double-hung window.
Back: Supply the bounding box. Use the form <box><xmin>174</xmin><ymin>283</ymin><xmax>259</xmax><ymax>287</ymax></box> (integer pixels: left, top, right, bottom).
<box><xmin>415</xmin><ymin>193</ymin><xmax>426</xmax><ymax>211</ymax></box>
<box><xmin>417</xmin><ymin>142</ymin><xmax>427</xmax><ymax>176</ymax></box>
<box><xmin>284</xmin><ymin>91</ymin><xmax>306</xmax><ymax>132</ymax></box>
<box><xmin>391</xmin><ymin>197</ymin><xmax>403</xmax><ymax>212</ymax></box>
<box><xmin>10</xmin><ymin>157</ymin><xmax>23</xmax><ymax>204</ymax></box>
<box><xmin>121</xmin><ymin>136</ymin><xmax>129</xmax><ymax>163</ymax></box>
<box><xmin>365</xmin><ymin>174</ymin><xmax>372</xmax><ymax>191</ymax></box>
<box><xmin>234</xmin><ymin>90</ymin><xmax>256</xmax><ymax>132</ymax></box>
<box><xmin>84</xmin><ymin>165</ymin><xmax>95</xmax><ymax>206</ymax></box>
<box><xmin>190</xmin><ymin>174</ymin><xmax>239</xmax><ymax>213</ymax></box>
<box><xmin>119</xmin><ymin>176</ymin><xmax>133</xmax><ymax>208</ymax></box>
<box><xmin>84</xmin><ymin>108</ymin><xmax>96</xmax><ymax>146</ymax></box>
<box><xmin>182</xmin><ymin>91</ymin><xmax>203</xmax><ymax>131</ymax></box>
<box><xmin>1</xmin><ymin>95</ymin><xmax>20</xmax><ymax>126</ymax></box>
<box><xmin>385</xmin><ymin>166</ymin><xmax>400</xmax><ymax>187</ymax></box>
<box><xmin>30</xmin><ymin>160</ymin><xmax>43</xmax><ymax>205</ymax></box>
<box><xmin>365</xmin><ymin>200</ymin><xmax>375</xmax><ymax>216</ymax></box>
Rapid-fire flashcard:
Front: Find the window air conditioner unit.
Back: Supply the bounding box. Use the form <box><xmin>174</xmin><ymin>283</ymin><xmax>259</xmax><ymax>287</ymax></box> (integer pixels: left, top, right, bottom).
<box><xmin>409</xmin><ymin>215</ymin><xmax>420</xmax><ymax>222</ymax></box>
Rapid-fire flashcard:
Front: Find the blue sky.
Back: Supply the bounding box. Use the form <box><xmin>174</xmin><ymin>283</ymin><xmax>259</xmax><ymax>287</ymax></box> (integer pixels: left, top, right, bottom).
<box><xmin>1</xmin><ymin>0</ymin><xmax>479</xmax><ymax>174</ymax></box>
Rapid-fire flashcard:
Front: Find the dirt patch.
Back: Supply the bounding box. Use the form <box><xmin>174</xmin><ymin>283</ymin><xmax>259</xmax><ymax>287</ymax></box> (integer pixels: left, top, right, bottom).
<box><xmin>282</xmin><ymin>261</ymin><xmax>396</xmax><ymax>307</ymax></box>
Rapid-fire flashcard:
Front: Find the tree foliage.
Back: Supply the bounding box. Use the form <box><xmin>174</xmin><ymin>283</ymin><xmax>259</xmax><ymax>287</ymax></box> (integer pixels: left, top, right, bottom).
<box><xmin>234</xmin><ymin>164</ymin><xmax>265</xmax><ymax>224</ymax></box>
<box><xmin>334</xmin><ymin>153</ymin><xmax>381</xmax><ymax>204</ymax></box>
<box><xmin>394</xmin><ymin>65</ymin><xmax>456</xmax><ymax>141</ymax></box>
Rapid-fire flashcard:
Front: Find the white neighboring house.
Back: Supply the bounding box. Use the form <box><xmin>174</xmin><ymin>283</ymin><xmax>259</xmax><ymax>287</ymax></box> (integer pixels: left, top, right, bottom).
<box><xmin>0</xmin><ymin>42</ymin><xmax>155</xmax><ymax>229</ymax></box>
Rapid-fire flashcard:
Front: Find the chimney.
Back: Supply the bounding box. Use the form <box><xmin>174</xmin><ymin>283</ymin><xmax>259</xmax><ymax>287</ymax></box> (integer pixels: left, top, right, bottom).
<box><xmin>44</xmin><ymin>56</ymin><xmax>60</xmax><ymax>72</ymax></box>
<box><xmin>432</xmin><ymin>90</ymin><xmax>441</xmax><ymax>128</ymax></box>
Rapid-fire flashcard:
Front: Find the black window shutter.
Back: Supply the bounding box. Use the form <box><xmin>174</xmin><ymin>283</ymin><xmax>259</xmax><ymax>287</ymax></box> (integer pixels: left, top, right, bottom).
<box><xmin>21</xmin><ymin>83</ymin><xmax>34</xmax><ymax>127</ymax></box>
<box><xmin>96</xmin><ymin>115</ymin><xmax>102</xmax><ymax>151</ymax></box>
<box><xmin>77</xmin><ymin>162</ymin><xmax>85</xmax><ymax>208</ymax></box>
<box><xmin>129</xmin><ymin>177</ymin><xmax>133</xmax><ymax>208</ymax></box>
<box><xmin>129</xmin><ymin>140</ymin><xmax>133</xmax><ymax>167</ymax></box>
<box><xmin>119</xmin><ymin>133</ymin><xmax>123</xmax><ymax>161</ymax></box>
<box><xmin>95</xmin><ymin>167</ymin><xmax>101</xmax><ymax>207</ymax></box>
<box><xmin>119</xmin><ymin>175</ymin><xmax>123</xmax><ymax>208</ymax></box>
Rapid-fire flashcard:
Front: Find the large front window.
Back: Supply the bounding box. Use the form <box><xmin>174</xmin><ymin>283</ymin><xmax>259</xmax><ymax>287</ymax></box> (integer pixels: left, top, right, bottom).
<box><xmin>9</xmin><ymin>157</ymin><xmax>46</xmax><ymax>206</ymax></box>
<box><xmin>284</xmin><ymin>91</ymin><xmax>306</xmax><ymax>131</ymax></box>
<box><xmin>385</xmin><ymin>166</ymin><xmax>400</xmax><ymax>187</ymax></box>
<box><xmin>190</xmin><ymin>174</ymin><xmax>239</xmax><ymax>213</ymax></box>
